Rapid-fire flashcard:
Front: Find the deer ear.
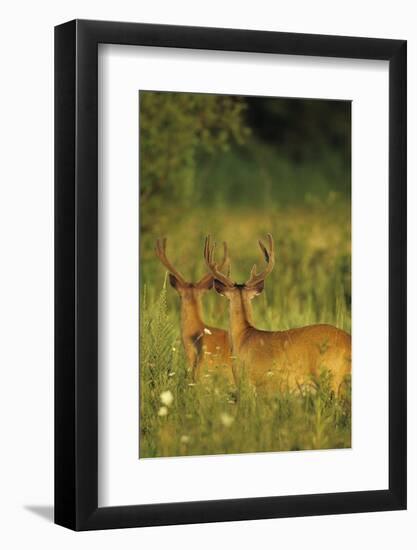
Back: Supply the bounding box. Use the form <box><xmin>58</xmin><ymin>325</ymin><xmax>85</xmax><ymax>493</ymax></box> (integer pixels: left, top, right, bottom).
<box><xmin>251</xmin><ymin>280</ymin><xmax>265</xmax><ymax>296</ymax></box>
<box><xmin>168</xmin><ymin>273</ymin><xmax>179</xmax><ymax>289</ymax></box>
<box><xmin>214</xmin><ymin>279</ymin><xmax>227</xmax><ymax>295</ymax></box>
<box><xmin>197</xmin><ymin>277</ymin><xmax>214</xmax><ymax>290</ymax></box>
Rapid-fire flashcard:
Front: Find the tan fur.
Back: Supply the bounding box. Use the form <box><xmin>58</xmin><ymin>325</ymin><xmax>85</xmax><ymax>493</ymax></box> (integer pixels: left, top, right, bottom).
<box><xmin>155</xmin><ymin>238</ymin><xmax>232</xmax><ymax>383</ymax></box>
<box><xmin>225</xmin><ymin>286</ymin><xmax>351</xmax><ymax>393</ymax></box>
<box><xmin>205</xmin><ymin>234</ymin><xmax>351</xmax><ymax>394</ymax></box>
<box><xmin>176</xmin><ymin>287</ymin><xmax>233</xmax><ymax>383</ymax></box>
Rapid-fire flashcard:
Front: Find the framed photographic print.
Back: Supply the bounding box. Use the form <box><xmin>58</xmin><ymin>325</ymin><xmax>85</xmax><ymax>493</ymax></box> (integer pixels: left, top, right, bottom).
<box><xmin>55</xmin><ymin>19</ymin><xmax>407</xmax><ymax>530</ymax></box>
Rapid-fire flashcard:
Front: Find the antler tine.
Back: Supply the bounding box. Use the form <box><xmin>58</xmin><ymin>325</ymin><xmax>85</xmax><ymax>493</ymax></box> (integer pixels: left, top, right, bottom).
<box><xmin>218</xmin><ymin>242</ymin><xmax>230</xmax><ymax>272</ymax></box>
<box><xmin>155</xmin><ymin>237</ymin><xmax>187</xmax><ymax>284</ymax></box>
<box><xmin>219</xmin><ymin>240</ymin><xmax>232</xmax><ymax>279</ymax></box>
<box><xmin>245</xmin><ymin>233</ymin><xmax>275</xmax><ymax>287</ymax></box>
<box><xmin>204</xmin><ymin>235</ymin><xmax>234</xmax><ymax>287</ymax></box>
<box><xmin>197</xmin><ymin>240</ymin><xmax>230</xmax><ymax>286</ymax></box>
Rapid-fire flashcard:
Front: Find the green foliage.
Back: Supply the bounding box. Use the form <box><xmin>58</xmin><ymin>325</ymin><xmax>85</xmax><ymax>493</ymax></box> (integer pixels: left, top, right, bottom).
<box><xmin>195</xmin><ymin>139</ymin><xmax>350</xmax><ymax>210</ymax></box>
<box><xmin>246</xmin><ymin>97</ymin><xmax>351</xmax><ymax>165</ymax></box>
<box><xmin>140</xmin><ymin>91</ymin><xmax>249</xmax><ymax>228</ymax></box>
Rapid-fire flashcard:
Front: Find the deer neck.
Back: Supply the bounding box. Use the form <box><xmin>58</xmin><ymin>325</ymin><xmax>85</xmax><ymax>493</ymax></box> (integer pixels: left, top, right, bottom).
<box><xmin>228</xmin><ymin>291</ymin><xmax>254</xmax><ymax>350</ymax></box>
<box><xmin>179</xmin><ymin>294</ymin><xmax>205</xmax><ymax>340</ymax></box>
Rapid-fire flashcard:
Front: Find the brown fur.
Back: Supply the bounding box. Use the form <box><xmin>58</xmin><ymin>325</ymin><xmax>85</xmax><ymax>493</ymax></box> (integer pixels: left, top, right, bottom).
<box><xmin>223</xmin><ymin>286</ymin><xmax>351</xmax><ymax>393</ymax></box>
<box><xmin>155</xmin><ymin>238</ymin><xmax>232</xmax><ymax>383</ymax></box>
<box><xmin>175</xmin><ymin>285</ymin><xmax>233</xmax><ymax>383</ymax></box>
<box><xmin>205</xmin><ymin>234</ymin><xmax>351</xmax><ymax>394</ymax></box>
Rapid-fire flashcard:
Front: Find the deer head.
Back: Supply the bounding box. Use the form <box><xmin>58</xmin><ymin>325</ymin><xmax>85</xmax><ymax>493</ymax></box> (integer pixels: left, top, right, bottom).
<box><xmin>204</xmin><ymin>233</ymin><xmax>275</xmax><ymax>300</ymax></box>
<box><xmin>155</xmin><ymin>237</ymin><xmax>230</xmax><ymax>298</ymax></box>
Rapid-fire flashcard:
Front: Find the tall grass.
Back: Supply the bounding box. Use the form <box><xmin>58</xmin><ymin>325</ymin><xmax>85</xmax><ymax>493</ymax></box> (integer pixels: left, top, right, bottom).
<box><xmin>139</xmin><ymin>200</ymin><xmax>351</xmax><ymax>458</ymax></box>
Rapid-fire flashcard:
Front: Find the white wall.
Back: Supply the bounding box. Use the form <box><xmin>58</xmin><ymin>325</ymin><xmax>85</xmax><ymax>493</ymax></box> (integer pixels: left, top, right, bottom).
<box><xmin>0</xmin><ymin>1</ymin><xmax>415</xmax><ymax>547</ymax></box>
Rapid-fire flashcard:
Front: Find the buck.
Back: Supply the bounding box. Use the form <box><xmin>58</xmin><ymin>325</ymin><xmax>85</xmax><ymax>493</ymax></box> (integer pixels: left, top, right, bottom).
<box><xmin>155</xmin><ymin>238</ymin><xmax>232</xmax><ymax>382</ymax></box>
<box><xmin>204</xmin><ymin>234</ymin><xmax>351</xmax><ymax>394</ymax></box>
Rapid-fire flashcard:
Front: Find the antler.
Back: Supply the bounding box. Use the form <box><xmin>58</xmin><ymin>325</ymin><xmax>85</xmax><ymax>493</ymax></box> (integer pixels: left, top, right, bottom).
<box><xmin>197</xmin><ymin>240</ymin><xmax>230</xmax><ymax>287</ymax></box>
<box><xmin>155</xmin><ymin>237</ymin><xmax>187</xmax><ymax>284</ymax></box>
<box><xmin>245</xmin><ymin>233</ymin><xmax>275</xmax><ymax>287</ymax></box>
<box><xmin>204</xmin><ymin>235</ymin><xmax>235</xmax><ymax>287</ymax></box>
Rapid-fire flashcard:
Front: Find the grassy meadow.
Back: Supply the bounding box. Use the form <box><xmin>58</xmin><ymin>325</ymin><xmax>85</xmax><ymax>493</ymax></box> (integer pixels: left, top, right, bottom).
<box><xmin>139</xmin><ymin>93</ymin><xmax>351</xmax><ymax>458</ymax></box>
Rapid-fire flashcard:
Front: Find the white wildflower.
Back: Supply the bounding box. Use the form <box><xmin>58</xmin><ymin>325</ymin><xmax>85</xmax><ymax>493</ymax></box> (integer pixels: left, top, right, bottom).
<box><xmin>158</xmin><ymin>406</ymin><xmax>168</xmax><ymax>417</ymax></box>
<box><xmin>172</xmin><ymin>347</ymin><xmax>176</xmax><ymax>352</ymax></box>
<box><xmin>168</xmin><ymin>371</ymin><xmax>176</xmax><ymax>377</ymax></box>
<box><xmin>204</xmin><ymin>328</ymin><xmax>212</xmax><ymax>335</ymax></box>
<box><xmin>160</xmin><ymin>390</ymin><xmax>174</xmax><ymax>407</ymax></box>
<box><xmin>220</xmin><ymin>413</ymin><xmax>234</xmax><ymax>427</ymax></box>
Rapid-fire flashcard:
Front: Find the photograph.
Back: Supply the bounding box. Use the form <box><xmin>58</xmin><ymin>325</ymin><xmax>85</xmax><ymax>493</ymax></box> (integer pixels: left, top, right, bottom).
<box><xmin>139</xmin><ymin>91</ymin><xmax>352</xmax><ymax>458</ymax></box>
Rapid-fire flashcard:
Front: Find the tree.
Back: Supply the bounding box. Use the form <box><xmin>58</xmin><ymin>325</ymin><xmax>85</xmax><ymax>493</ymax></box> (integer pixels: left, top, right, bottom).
<box><xmin>140</xmin><ymin>92</ymin><xmax>249</xmax><ymax>227</ymax></box>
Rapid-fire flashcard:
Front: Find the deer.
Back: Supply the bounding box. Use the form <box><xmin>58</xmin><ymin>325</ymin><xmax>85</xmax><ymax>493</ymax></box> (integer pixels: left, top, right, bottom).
<box><xmin>155</xmin><ymin>238</ymin><xmax>233</xmax><ymax>383</ymax></box>
<box><xmin>204</xmin><ymin>234</ymin><xmax>351</xmax><ymax>395</ymax></box>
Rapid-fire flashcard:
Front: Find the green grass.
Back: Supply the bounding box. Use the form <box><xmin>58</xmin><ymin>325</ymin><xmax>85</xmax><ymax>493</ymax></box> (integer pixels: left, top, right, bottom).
<box><xmin>139</xmin><ymin>200</ymin><xmax>351</xmax><ymax>458</ymax></box>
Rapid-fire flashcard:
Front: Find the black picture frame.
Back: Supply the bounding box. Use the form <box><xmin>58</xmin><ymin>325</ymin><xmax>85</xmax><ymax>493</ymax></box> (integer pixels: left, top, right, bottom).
<box><xmin>55</xmin><ymin>19</ymin><xmax>407</xmax><ymax>531</ymax></box>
